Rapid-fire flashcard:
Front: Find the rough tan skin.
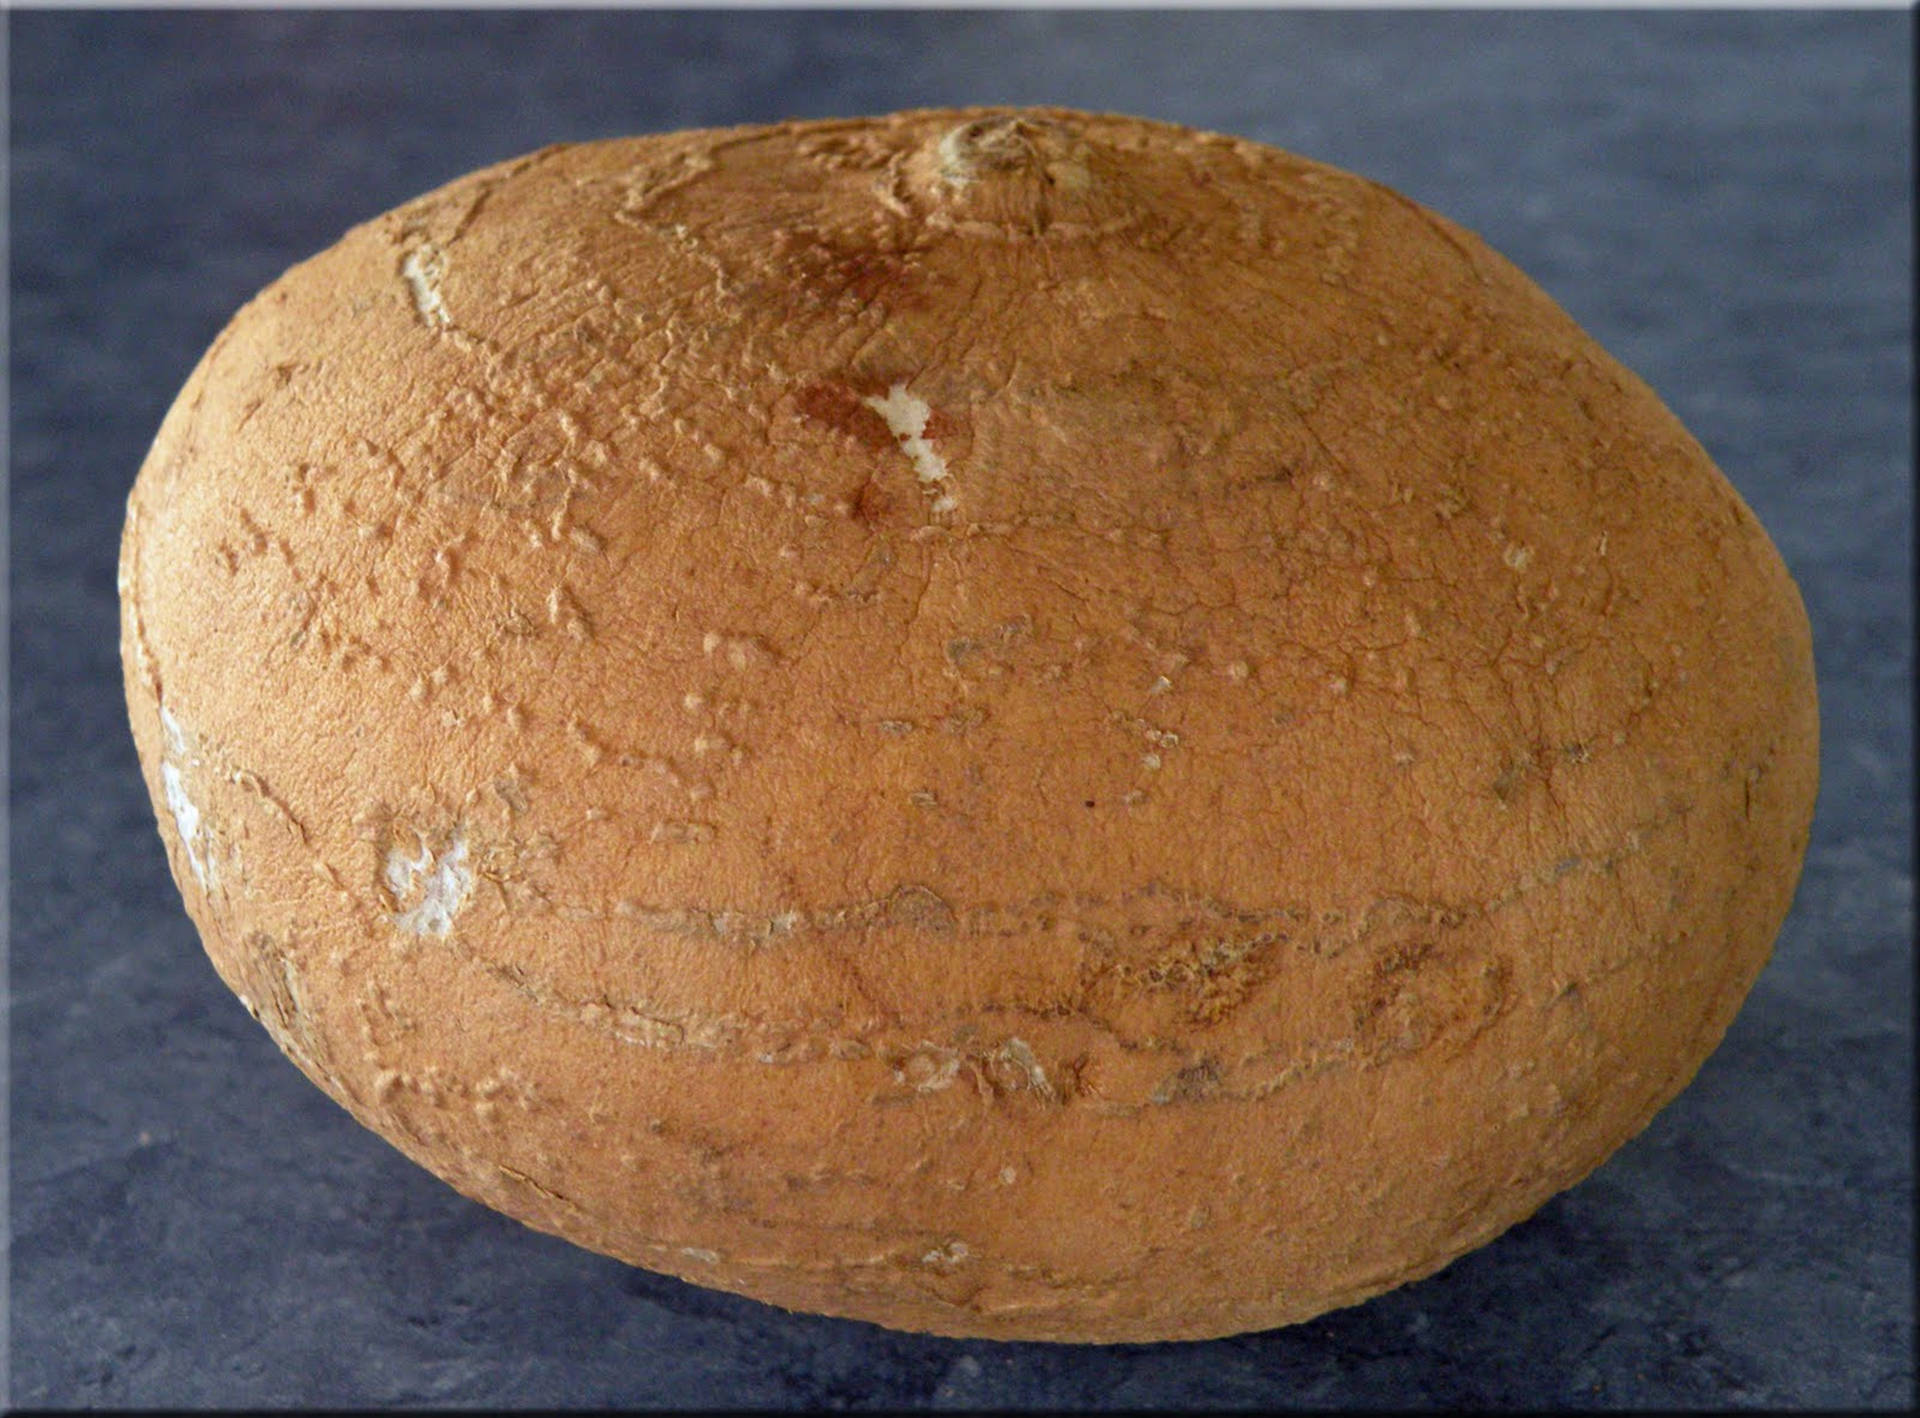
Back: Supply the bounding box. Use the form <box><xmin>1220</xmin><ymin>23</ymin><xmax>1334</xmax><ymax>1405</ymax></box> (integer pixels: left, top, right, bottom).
<box><xmin>120</xmin><ymin>108</ymin><xmax>1819</xmax><ymax>1342</ymax></box>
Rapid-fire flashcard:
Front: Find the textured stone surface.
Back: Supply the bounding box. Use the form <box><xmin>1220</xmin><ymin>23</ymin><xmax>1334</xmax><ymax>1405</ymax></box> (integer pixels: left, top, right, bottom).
<box><xmin>9</xmin><ymin>6</ymin><xmax>1911</xmax><ymax>1406</ymax></box>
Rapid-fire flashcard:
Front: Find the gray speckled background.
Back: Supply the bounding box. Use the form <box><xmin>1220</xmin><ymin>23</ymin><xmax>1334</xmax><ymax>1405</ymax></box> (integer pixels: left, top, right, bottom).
<box><xmin>8</xmin><ymin>8</ymin><xmax>1912</xmax><ymax>1410</ymax></box>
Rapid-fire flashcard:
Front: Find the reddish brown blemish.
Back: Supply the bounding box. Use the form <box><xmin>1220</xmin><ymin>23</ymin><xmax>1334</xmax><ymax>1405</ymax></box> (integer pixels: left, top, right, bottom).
<box><xmin>796</xmin><ymin>382</ymin><xmax>895</xmax><ymax>452</ymax></box>
<box><xmin>852</xmin><ymin>477</ymin><xmax>896</xmax><ymax>525</ymax></box>
<box><xmin>920</xmin><ymin>407</ymin><xmax>963</xmax><ymax>443</ymax></box>
<box><xmin>782</xmin><ymin>231</ymin><xmax>915</xmax><ymax>308</ymax></box>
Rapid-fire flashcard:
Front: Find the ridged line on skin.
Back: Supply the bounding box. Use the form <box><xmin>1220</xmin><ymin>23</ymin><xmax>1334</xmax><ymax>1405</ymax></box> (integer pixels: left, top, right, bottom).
<box><xmin>467</xmin><ymin>793</ymin><xmax>1692</xmax><ymax>947</ymax></box>
<box><xmin>397</xmin><ymin>798</ymin><xmax>1692</xmax><ymax>1107</ymax></box>
<box><xmin>456</xmin><ymin>1139</ymin><xmax>1153</xmax><ymax>1298</ymax></box>
<box><xmin>180</xmin><ymin>721</ymin><xmax>1693</xmax><ymax>1109</ymax></box>
<box><xmin>475</xmin><ymin>1160</ymin><xmax>1524</xmax><ymax>1333</ymax></box>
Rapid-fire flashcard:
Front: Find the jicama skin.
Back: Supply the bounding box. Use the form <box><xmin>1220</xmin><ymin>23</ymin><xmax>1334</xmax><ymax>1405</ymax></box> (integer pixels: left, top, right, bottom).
<box><xmin>120</xmin><ymin>108</ymin><xmax>1818</xmax><ymax>1342</ymax></box>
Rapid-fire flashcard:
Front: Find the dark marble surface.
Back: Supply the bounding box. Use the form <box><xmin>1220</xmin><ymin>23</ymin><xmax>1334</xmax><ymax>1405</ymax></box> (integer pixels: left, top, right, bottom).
<box><xmin>8</xmin><ymin>8</ymin><xmax>1911</xmax><ymax>1410</ymax></box>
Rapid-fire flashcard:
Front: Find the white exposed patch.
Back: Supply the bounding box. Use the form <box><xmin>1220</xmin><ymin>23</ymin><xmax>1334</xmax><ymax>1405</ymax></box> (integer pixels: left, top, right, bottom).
<box><xmin>937</xmin><ymin>126</ymin><xmax>982</xmax><ymax>187</ymax></box>
<box><xmin>160</xmin><ymin>704</ymin><xmax>188</xmax><ymax>756</ymax></box>
<box><xmin>999</xmin><ymin>1037</ymin><xmax>1054</xmax><ymax>1099</ymax></box>
<box><xmin>157</xmin><ymin>703</ymin><xmax>215</xmax><ymax>888</ymax></box>
<box><xmin>401</xmin><ymin>244</ymin><xmax>451</xmax><ymax>329</ymax></box>
<box><xmin>386</xmin><ymin>832</ymin><xmax>472</xmax><ymax>938</ymax></box>
<box><xmin>384</xmin><ymin>842</ymin><xmax>426</xmax><ymax>901</ymax></box>
<box><xmin>922</xmin><ymin>1239</ymin><xmax>971</xmax><ymax>1267</ymax></box>
<box><xmin>161</xmin><ymin>760</ymin><xmax>209</xmax><ymax>886</ymax></box>
<box><xmin>899</xmin><ymin>1047</ymin><xmax>961</xmax><ymax>1093</ymax></box>
<box><xmin>679</xmin><ymin>1246</ymin><xmax>720</xmax><ymax>1265</ymax></box>
<box><xmin>863</xmin><ymin>384</ymin><xmax>952</xmax><ymax>507</ymax></box>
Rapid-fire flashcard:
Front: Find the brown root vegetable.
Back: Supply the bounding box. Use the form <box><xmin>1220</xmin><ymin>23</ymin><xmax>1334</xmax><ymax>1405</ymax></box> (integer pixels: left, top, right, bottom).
<box><xmin>119</xmin><ymin>107</ymin><xmax>1819</xmax><ymax>1342</ymax></box>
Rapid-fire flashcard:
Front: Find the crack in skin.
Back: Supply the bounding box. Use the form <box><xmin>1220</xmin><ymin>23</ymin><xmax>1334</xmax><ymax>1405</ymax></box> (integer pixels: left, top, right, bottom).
<box><xmin>383</xmin><ymin>796</ymin><xmax>1690</xmax><ymax>1110</ymax></box>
